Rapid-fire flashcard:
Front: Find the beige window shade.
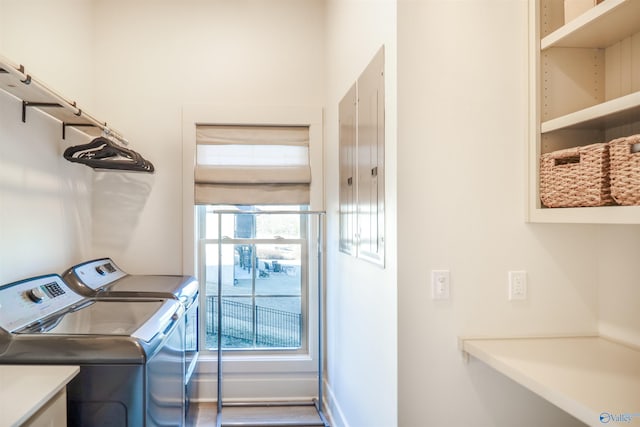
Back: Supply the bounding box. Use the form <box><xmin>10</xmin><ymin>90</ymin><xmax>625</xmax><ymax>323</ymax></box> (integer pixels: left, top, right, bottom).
<box><xmin>195</xmin><ymin>125</ymin><xmax>311</xmax><ymax>205</ymax></box>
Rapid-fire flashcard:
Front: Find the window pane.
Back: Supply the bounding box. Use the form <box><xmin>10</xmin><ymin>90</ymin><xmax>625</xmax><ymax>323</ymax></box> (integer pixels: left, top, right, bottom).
<box><xmin>197</xmin><ymin>144</ymin><xmax>309</xmax><ymax>167</ymax></box>
<box><xmin>202</xmin><ymin>206</ymin><xmax>306</xmax><ymax>351</ymax></box>
<box><xmin>203</xmin><ymin>207</ymin><xmax>236</xmax><ymax>240</ymax></box>
<box><xmin>255</xmin><ymin>212</ymin><xmax>301</xmax><ymax>239</ymax></box>
<box><xmin>255</xmin><ymin>244</ymin><xmax>301</xmax><ymax>297</ymax></box>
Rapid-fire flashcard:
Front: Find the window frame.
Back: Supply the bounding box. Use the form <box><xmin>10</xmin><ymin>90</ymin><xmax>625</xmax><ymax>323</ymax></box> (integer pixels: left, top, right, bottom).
<box><xmin>181</xmin><ymin>106</ymin><xmax>323</xmax><ymax>398</ymax></box>
<box><xmin>197</xmin><ymin>206</ymin><xmax>310</xmax><ymax>356</ymax></box>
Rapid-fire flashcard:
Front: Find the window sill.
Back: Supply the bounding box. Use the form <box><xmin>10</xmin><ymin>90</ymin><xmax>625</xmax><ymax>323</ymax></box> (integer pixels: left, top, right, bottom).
<box><xmin>196</xmin><ymin>352</ymin><xmax>317</xmax><ymax>375</ymax></box>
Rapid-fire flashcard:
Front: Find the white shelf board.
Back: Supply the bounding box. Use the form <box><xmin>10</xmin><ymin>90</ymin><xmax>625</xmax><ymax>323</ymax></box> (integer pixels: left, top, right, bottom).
<box><xmin>542</xmin><ymin>0</ymin><xmax>640</xmax><ymax>49</ymax></box>
<box><xmin>541</xmin><ymin>91</ymin><xmax>640</xmax><ymax>134</ymax></box>
<box><xmin>528</xmin><ymin>205</ymin><xmax>640</xmax><ymax>224</ymax></box>
<box><xmin>0</xmin><ymin>55</ymin><xmax>124</xmax><ymax>142</ymax></box>
<box><xmin>0</xmin><ymin>68</ymin><xmax>103</xmax><ymax>132</ymax></box>
<box><xmin>461</xmin><ymin>336</ymin><xmax>640</xmax><ymax>427</ymax></box>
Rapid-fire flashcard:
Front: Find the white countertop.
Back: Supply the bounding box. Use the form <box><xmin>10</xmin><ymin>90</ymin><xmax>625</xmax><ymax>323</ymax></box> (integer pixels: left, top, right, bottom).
<box><xmin>461</xmin><ymin>336</ymin><xmax>640</xmax><ymax>427</ymax></box>
<box><xmin>0</xmin><ymin>365</ymin><xmax>79</xmax><ymax>427</ymax></box>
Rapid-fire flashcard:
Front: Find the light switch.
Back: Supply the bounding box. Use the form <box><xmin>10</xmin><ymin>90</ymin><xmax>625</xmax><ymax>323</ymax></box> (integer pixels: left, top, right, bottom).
<box><xmin>508</xmin><ymin>271</ymin><xmax>527</xmax><ymax>301</ymax></box>
<box><xmin>431</xmin><ymin>270</ymin><xmax>450</xmax><ymax>300</ymax></box>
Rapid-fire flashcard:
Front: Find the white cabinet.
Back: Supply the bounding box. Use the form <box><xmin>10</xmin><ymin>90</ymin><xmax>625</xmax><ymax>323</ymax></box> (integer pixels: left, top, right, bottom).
<box><xmin>528</xmin><ymin>0</ymin><xmax>640</xmax><ymax>223</ymax></box>
<box><xmin>0</xmin><ymin>365</ymin><xmax>79</xmax><ymax>427</ymax></box>
<box><xmin>22</xmin><ymin>389</ymin><xmax>68</xmax><ymax>427</ymax></box>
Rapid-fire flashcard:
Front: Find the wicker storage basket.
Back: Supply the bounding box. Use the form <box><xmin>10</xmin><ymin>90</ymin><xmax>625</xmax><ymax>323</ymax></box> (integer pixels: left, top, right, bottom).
<box><xmin>540</xmin><ymin>142</ymin><xmax>614</xmax><ymax>208</ymax></box>
<box><xmin>609</xmin><ymin>134</ymin><xmax>640</xmax><ymax>206</ymax></box>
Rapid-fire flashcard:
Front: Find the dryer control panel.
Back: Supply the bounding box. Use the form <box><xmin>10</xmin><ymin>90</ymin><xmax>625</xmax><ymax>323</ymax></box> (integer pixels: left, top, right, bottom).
<box><xmin>0</xmin><ymin>275</ymin><xmax>84</xmax><ymax>333</ymax></box>
<box><xmin>63</xmin><ymin>258</ymin><xmax>127</xmax><ymax>292</ymax></box>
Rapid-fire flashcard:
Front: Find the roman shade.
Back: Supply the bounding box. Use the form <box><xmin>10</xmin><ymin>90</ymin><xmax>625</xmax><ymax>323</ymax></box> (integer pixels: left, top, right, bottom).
<box><xmin>194</xmin><ymin>125</ymin><xmax>311</xmax><ymax>205</ymax></box>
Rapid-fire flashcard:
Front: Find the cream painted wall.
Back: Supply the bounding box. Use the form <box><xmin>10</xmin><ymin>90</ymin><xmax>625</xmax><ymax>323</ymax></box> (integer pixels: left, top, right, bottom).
<box><xmin>90</xmin><ymin>0</ymin><xmax>325</xmax><ymax>274</ymax></box>
<box><xmin>1</xmin><ymin>0</ymin><xmax>94</xmax><ymax>108</ymax></box>
<box><xmin>397</xmin><ymin>1</ymin><xmax>596</xmax><ymax>426</ymax></box>
<box><xmin>0</xmin><ymin>1</ymin><xmax>3</xmax><ymax>50</ymax></box>
<box><xmin>0</xmin><ymin>0</ymin><xmax>94</xmax><ymax>283</ymax></box>
<box><xmin>597</xmin><ymin>226</ymin><xmax>640</xmax><ymax>346</ymax></box>
<box><xmin>323</xmin><ymin>1</ymin><xmax>397</xmax><ymax>427</ymax></box>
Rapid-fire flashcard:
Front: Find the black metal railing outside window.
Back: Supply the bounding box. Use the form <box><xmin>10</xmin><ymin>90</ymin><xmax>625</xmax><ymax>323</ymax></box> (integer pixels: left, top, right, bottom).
<box><xmin>206</xmin><ymin>296</ymin><xmax>302</xmax><ymax>349</ymax></box>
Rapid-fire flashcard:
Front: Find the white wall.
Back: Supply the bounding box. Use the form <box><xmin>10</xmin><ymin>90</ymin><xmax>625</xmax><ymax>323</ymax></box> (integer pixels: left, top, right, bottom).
<box><xmin>90</xmin><ymin>0</ymin><xmax>325</xmax><ymax>274</ymax></box>
<box><xmin>1</xmin><ymin>0</ymin><xmax>94</xmax><ymax>107</ymax></box>
<box><xmin>396</xmin><ymin>1</ymin><xmax>598</xmax><ymax>426</ymax></box>
<box><xmin>0</xmin><ymin>1</ymin><xmax>3</xmax><ymax>49</ymax></box>
<box><xmin>597</xmin><ymin>226</ymin><xmax>640</xmax><ymax>346</ymax></box>
<box><xmin>0</xmin><ymin>0</ymin><xmax>94</xmax><ymax>283</ymax></box>
<box><xmin>323</xmin><ymin>1</ymin><xmax>398</xmax><ymax>427</ymax></box>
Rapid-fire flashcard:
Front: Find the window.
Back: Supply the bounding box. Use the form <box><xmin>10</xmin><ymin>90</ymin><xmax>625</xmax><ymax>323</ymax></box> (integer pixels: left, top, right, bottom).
<box><xmin>191</xmin><ymin>122</ymin><xmax>315</xmax><ymax>354</ymax></box>
<box><xmin>198</xmin><ymin>205</ymin><xmax>310</xmax><ymax>352</ymax></box>
<box><xmin>182</xmin><ymin>106</ymin><xmax>323</xmax><ymax>398</ymax></box>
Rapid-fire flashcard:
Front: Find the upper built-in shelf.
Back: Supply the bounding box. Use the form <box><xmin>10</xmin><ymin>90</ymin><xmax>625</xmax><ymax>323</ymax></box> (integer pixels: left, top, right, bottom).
<box><xmin>528</xmin><ymin>0</ymin><xmax>640</xmax><ymax>223</ymax></box>
<box><xmin>541</xmin><ymin>91</ymin><xmax>640</xmax><ymax>133</ymax></box>
<box><xmin>461</xmin><ymin>336</ymin><xmax>640</xmax><ymax>427</ymax></box>
<box><xmin>542</xmin><ymin>0</ymin><xmax>640</xmax><ymax>49</ymax></box>
<box><xmin>0</xmin><ymin>54</ymin><xmax>126</xmax><ymax>143</ymax></box>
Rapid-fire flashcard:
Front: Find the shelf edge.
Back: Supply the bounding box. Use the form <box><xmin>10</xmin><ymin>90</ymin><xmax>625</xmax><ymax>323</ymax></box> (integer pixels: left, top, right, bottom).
<box><xmin>541</xmin><ymin>91</ymin><xmax>640</xmax><ymax>133</ymax></box>
<box><xmin>528</xmin><ymin>205</ymin><xmax>640</xmax><ymax>224</ymax></box>
<box><xmin>461</xmin><ymin>335</ymin><xmax>639</xmax><ymax>427</ymax></box>
<box><xmin>541</xmin><ymin>0</ymin><xmax>630</xmax><ymax>49</ymax></box>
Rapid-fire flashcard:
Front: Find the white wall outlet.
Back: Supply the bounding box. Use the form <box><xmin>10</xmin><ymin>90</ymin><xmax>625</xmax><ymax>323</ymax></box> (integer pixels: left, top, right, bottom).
<box><xmin>508</xmin><ymin>271</ymin><xmax>527</xmax><ymax>301</ymax></box>
<box><xmin>431</xmin><ymin>270</ymin><xmax>450</xmax><ymax>300</ymax></box>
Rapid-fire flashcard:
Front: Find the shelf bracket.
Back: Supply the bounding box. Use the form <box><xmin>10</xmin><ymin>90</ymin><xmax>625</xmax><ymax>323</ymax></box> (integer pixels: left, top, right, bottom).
<box><xmin>22</xmin><ymin>101</ymin><xmax>62</xmax><ymax>123</ymax></box>
<box><xmin>62</xmin><ymin>123</ymin><xmax>99</xmax><ymax>140</ymax></box>
<box><xmin>458</xmin><ymin>337</ymin><xmax>470</xmax><ymax>364</ymax></box>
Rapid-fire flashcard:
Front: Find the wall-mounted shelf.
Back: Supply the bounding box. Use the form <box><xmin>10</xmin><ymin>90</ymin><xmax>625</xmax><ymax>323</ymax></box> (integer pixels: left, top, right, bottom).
<box><xmin>528</xmin><ymin>0</ymin><xmax>640</xmax><ymax>224</ymax></box>
<box><xmin>461</xmin><ymin>336</ymin><xmax>640</xmax><ymax>427</ymax></box>
<box><xmin>0</xmin><ymin>54</ymin><xmax>127</xmax><ymax>144</ymax></box>
<box><xmin>541</xmin><ymin>0</ymin><xmax>640</xmax><ymax>49</ymax></box>
<box><xmin>541</xmin><ymin>92</ymin><xmax>640</xmax><ymax>134</ymax></box>
<box><xmin>0</xmin><ymin>54</ymin><xmax>154</xmax><ymax>172</ymax></box>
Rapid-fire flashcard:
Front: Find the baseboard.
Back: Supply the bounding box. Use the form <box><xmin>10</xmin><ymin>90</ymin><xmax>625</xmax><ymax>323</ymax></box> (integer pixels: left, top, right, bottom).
<box><xmin>599</xmin><ymin>322</ymin><xmax>640</xmax><ymax>349</ymax></box>
<box><xmin>322</xmin><ymin>379</ymin><xmax>349</xmax><ymax>427</ymax></box>
<box><xmin>191</xmin><ymin>371</ymin><xmax>318</xmax><ymax>402</ymax></box>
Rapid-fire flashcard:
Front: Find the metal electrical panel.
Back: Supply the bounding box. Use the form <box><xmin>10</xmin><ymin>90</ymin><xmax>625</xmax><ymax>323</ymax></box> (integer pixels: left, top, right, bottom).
<box><xmin>338</xmin><ymin>46</ymin><xmax>385</xmax><ymax>267</ymax></box>
<box><xmin>339</xmin><ymin>83</ymin><xmax>357</xmax><ymax>256</ymax></box>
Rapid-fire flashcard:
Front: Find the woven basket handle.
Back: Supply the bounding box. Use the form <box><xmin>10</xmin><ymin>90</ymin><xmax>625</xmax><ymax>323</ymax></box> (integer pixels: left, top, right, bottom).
<box><xmin>550</xmin><ymin>146</ymin><xmax>581</xmax><ymax>166</ymax></box>
<box><xmin>610</xmin><ymin>134</ymin><xmax>640</xmax><ymax>153</ymax></box>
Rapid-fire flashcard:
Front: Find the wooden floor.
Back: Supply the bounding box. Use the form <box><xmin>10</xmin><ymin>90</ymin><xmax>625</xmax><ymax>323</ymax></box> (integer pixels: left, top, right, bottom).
<box><xmin>189</xmin><ymin>402</ymin><xmax>328</xmax><ymax>426</ymax></box>
<box><xmin>189</xmin><ymin>402</ymin><xmax>216</xmax><ymax>426</ymax></box>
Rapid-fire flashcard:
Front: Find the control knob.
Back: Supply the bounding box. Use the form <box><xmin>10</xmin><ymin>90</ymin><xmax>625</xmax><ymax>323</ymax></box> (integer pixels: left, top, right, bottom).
<box><xmin>26</xmin><ymin>288</ymin><xmax>46</xmax><ymax>303</ymax></box>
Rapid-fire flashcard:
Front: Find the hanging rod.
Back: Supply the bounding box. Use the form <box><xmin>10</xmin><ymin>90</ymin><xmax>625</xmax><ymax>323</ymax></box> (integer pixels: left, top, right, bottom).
<box><xmin>0</xmin><ymin>54</ymin><xmax>128</xmax><ymax>146</ymax></box>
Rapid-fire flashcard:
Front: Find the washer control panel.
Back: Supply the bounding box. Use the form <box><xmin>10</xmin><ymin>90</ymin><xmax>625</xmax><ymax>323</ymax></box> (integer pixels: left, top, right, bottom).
<box><xmin>0</xmin><ymin>274</ymin><xmax>84</xmax><ymax>333</ymax></box>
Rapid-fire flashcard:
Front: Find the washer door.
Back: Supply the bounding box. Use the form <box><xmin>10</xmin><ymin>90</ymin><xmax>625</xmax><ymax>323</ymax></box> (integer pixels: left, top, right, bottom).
<box><xmin>18</xmin><ymin>300</ymin><xmax>165</xmax><ymax>336</ymax></box>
